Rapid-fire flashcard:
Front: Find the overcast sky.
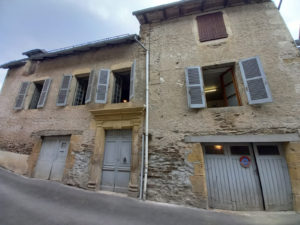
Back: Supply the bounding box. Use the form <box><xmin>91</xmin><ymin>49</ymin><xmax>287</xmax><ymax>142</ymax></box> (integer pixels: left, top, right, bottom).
<box><xmin>0</xmin><ymin>0</ymin><xmax>299</xmax><ymax>91</ymax></box>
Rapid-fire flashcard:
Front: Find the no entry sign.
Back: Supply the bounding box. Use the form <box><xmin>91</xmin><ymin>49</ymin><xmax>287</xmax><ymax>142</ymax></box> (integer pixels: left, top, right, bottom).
<box><xmin>240</xmin><ymin>156</ymin><xmax>251</xmax><ymax>168</ymax></box>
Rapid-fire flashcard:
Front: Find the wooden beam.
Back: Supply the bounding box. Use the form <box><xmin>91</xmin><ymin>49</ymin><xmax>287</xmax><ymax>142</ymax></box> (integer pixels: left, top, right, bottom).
<box><xmin>201</xmin><ymin>0</ymin><xmax>206</xmax><ymax>11</ymax></box>
<box><xmin>184</xmin><ymin>133</ymin><xmax>300</xmax><ymax>143</ymax></box>
<box><xmin>224</xmin><ymin>0</ymin><xmax>229</xmax><ymax>7</ymax></box>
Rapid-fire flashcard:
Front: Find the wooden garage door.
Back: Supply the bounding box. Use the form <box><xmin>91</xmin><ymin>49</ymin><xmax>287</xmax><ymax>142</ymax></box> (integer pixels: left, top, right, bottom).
<box><xmin>34</xmin><ymin>136</ymin><xmax>70</xmax><ymax>181</ymax></box>
<box><xmin>204</xmin><ymin>144</ymin><xmax>264</xmax><ymax>211</ymax></box>
<box><xmin>253</xmin><ymin>143</ymin><xmax>293</xmax><ymax>211</ymax></box>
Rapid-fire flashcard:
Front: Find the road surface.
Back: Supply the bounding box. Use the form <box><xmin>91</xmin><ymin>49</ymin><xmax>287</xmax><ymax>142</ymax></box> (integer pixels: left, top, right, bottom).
<box><xmin>0</xmin><ymin>167</ymin><xmax>299</xmax><ymax>225</ymax></box>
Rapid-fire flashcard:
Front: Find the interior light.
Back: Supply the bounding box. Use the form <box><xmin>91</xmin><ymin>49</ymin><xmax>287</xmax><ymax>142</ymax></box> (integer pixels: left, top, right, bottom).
<box><xmin>123</xmin><ymin>100</ymin><xmax>127</xmax><ymax>103</ymax></box>
<box><xmin>204</xmin><ymin>88</ymin><xmax>217</xmax><ymax>93</ymax></box>
<box><xmin>214</xmin><ymin>145</ymin><xmax>223</xmax><ymax>150</ymax></box>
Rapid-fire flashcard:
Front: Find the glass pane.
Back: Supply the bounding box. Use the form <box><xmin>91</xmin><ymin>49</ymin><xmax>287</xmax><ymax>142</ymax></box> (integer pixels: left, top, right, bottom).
<box><xmin>257</xmin><ymin>145</ymin><xmax>280</xmax><ymax>155</ymax></box>
<box><xmin>205</xmin><ymin>145</ymin><xmax>224</xmax><ymax>155</ymax></box>
<box><xmin>230</xmin><ymin>146</ymin><xmax>250</xmax><ymax>155</ymax></box>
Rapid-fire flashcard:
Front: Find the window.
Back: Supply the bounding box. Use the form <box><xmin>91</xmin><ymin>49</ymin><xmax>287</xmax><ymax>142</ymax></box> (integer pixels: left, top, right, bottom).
<box><xmin>185</xmin><ymin>57</ymin><xmax>272</xmax><ymax>108</ymax></box>
<box><xmin>112</xmin><ymin>71</ymin><xmax>130</xmax><ymax>103</ymax></box>
<box><xmin>29</xmin><ymin>81</ymin><xmax>44</xmax><ymax>109</ymax></box>
<box><xmin>73</xmin><ymin>75</ymin><xmax>89</xmax><ymax>106</ymax></box>
<box><xmin>196</xmin><ymin>12</ymin><xmax>228</xmax><ymax>42</ymax></box>
<box><xmin>203</xmin><ymin>64</ymin><xmax>241</xmax><ymax>108</ymax></box>
<box><xmin>205</xmin><ymin>145</ymin><xmax>224</xmax><ymax>155</ymax></box>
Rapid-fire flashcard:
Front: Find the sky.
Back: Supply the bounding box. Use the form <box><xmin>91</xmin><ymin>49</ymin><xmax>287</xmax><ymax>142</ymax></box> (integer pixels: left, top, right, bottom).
<box><xmin>0</xmin><ymin>0</ymin><xmax>299</xmax><ymax>91</ymax></box>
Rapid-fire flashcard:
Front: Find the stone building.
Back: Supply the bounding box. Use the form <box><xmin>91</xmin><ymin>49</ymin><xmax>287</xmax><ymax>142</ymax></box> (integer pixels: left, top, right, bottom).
<box><xmin>1</xmin><ymin>0</ymin><xmax>300</xmax><ymax>211</ymax></box>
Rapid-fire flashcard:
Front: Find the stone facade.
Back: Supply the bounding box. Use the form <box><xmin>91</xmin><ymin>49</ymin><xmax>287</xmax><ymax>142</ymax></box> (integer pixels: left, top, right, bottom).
<box><xmin>0</xmin><ymin>0</ymin><xmax>300</xmax><ymax>211</ymax></box>
<box><xmin>138</xmin><ymin>1</ymin><xmax>300</xmax><ymax>209</ymax></box>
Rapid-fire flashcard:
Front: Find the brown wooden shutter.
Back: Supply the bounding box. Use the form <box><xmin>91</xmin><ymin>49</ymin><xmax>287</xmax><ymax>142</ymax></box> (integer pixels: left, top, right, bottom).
<box><xmin>197</xmin><ymin>12</ymin><xmax>228</xmax><ymax>42</ymax></box>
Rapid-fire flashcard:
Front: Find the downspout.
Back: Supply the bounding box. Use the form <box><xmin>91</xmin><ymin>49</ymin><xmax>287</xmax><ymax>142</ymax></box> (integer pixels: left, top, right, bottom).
<box><xmin>134</xmin><ymin>36</ymin><xmax>149</xmax><ymax>200</ymax></box>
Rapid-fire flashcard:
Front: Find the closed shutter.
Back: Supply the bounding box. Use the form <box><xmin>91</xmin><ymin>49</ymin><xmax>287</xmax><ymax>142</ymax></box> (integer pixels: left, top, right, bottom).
<box><xmin>14</xmin><ymin>81</ymin><xmax>30</xmax><ymax>110</ymax></box>
<box><xmin>129</xmin><ymin>60</ymin><xmax>136</xmax><ymax>100</ymax></box>
<box><xmin>85</xmin><ymin>70</ymin><xmax>95</xmax><ymax>103</ymax></box>
<box><xmin>95</xmin><ymin>69</ymin><xmax>110</xmax><ymax>103</ymax></box>
<box><xmin>185</xmin><ymin>67</ymin><xmax>206</xmax><ymax>108</ymax></box>
<box><xmin>56</xmin><ymin>75</ymin><xmax>72</xmax><ymax>106</ymax></box>
<box><xmin>239</xmin><ymin>56</ymin><xmax>272</xmax><ymax>104</ymax></box>
<box><xmin>197</xmin><ymin>12</ymin><xmax>228</xmax><ymax>42</ymax></box>
<box><xmin>37</xmin><ymin>78</ymin><xmax>52</xmax><ymax>108</ymax></box>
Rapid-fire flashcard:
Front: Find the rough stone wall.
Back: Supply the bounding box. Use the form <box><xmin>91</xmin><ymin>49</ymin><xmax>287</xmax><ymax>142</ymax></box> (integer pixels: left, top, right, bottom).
<box><xmin>285</xmin><ymin>142</ymin><xmax>300</xmax><ymax>211</ymax></box>
<box><xmin>0</xmin><ymin>43</ymin><xmax>145</xmax><ymax>186</ymax></box>
<box><xmin>141</xmin><ymin>2</ymin><xmax>300</xmax><ymax>207</ymax></box>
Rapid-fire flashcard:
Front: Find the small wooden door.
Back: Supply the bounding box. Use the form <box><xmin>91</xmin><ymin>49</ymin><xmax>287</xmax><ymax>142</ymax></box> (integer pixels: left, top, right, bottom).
<box><xmin>34</xmin><ymin>136</ymin><xmax>70</xmax><ymax>181</ymax></box>
<box><xmin>101</xmin><ymin>130</ymin><xmax>132</xmax><ymax>193</ymax></box>
<box><xmin>253</xmin><ymin>143</ymin><xmax>293</xmax><ymax>211</ymax></box>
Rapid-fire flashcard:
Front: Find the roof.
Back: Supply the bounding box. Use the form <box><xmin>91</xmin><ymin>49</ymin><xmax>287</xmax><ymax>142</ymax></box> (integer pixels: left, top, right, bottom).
<box><xmin>133</xmin><ymin>0</ymin><xmax>270</xmax><ymax>24</ymax></box>
<box><xmin>0</xmin><ymin>34</ymin><xmax>139</xmax><ymax>69</ymax></box>
<box><xmin>0</xmin><ymin>58</ymin><xmax>27</xmax><ymax>69</ymax></box>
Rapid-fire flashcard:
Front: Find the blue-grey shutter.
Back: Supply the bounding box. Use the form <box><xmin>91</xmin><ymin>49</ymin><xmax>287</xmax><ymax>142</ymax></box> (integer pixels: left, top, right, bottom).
<box><xmin>185</xmin><ymin>67</ymin><xmax>206</xmax><ymax>108</ymax></box>
<box><xmin>129</xmin><ymin>60</ymin><xmax>136</xmax><ymax>100</ymax></box>
<box><xmin>85</xmin><ymin>70</ymin><xmax>95</xmax><ymax>103</ymax></box>
<box><xmin>37</xmin><ymin>78</ymin><xmax>52</xmax><ymax>108</ymax></box>
<box><xmin>56</xmin><ymin>75</ymin><xmax>72</xmax><ymax>106</ymax></box>
<box><xmin>14</xmin><ymin>81</ymin><xmax>30</xmax><ymax>110</ymax></box>
<box><xmin>239</xmin><ymin>56</ymin><xmax>272</xmax><ymax>104</ymax></box>
<box><xmin>95</xmin><ymin>69</ymin><xmax>110</xmax><ymax>103</ymax></box>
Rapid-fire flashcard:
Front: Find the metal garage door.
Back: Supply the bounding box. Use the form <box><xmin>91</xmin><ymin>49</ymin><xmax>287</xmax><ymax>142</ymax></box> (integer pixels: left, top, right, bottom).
<box><xmin>204</xmin><ymin>143</ymin><xmax>293</xmax><ymax>211</ymax></box>
<box><xmin>34</xmin><ymin>136</ymin><xmax>70</xmax><ymax>181</ymax></box>
<box><xmin>101</xmin><ymin>130</ymin><xmax>132</xmax><ymax>193</ymax></box>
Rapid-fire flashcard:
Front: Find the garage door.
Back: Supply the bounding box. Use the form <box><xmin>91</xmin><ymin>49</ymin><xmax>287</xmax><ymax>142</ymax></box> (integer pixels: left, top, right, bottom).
<box><xmin>204</xmin><ymin>143</ymin><xmax>292</xmax><ymax>211</ymax></box>
<box><xmin>34</xmin><ymin>136</ymin><xmax>70</xmax><ymax>181</ymax></box>
<box><xmin>101</xmin><ymin>130</ymin><xmax>132</xmax><ymax>193</ymax></box>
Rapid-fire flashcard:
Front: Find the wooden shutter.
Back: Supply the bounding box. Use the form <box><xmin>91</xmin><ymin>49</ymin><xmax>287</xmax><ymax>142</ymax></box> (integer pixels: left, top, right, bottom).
<box><xmin>129</xmin><ymin>60</ymin><xmax>136</xmax><ymax>100</ymax></box>
<box><xmin>37</xmin><ymin>78</ymin><xmax>52</xmax><ymax>108</ymax></box>
<box><xmin>56</xmin><ymin>75</ymin><xmax>72</xmax><ymax>106</ymax></box>
<box><xmin>14</xmin><ymin>81</ymin><xmax>30</xmax><ymax>110</ymax></box>
<box><xmin>95</xmin><ymin>69</ymin><xmax>110</xmax><ymax>103</ymax></box>
<box><xmin>197</xmin><ymin>12</ymin><xmax>228</xmax><ymax>42</ymax></box>
<box><xmin>239</xmin><ymin>56</ymin><xmax>272</xmax><ymax>104</ymax></box>
<box><xmin>85</xmin><ymin>70</ymin><xmax>95</xmax><ymax>103</ymax></box>
<box><xmin>185</xmin><ymin>67</ymin><xmax>206</xmax><ymax>108</ymax></box>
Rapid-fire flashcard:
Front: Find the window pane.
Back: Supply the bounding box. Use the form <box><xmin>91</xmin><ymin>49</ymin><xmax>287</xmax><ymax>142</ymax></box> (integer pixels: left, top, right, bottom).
<box><xmin>205</xmin><ymin>145</ymin><xmax>224</xmax><ymax>155</ymax></box>
<box><xmin>230</xmin><ymin>146</ymin><xmax>250</xmax><ymax>155</ymax></box>
<box><xmin>257</xmin><ymin>145</ymin><xmax>280</xmax><ymax>155</ymax></box>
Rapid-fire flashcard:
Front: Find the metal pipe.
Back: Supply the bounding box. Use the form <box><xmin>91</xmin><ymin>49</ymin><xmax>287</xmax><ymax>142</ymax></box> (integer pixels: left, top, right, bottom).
<box><xmin>139</xmin><ymin>134</ymin><xmax>145</xmax><ymax>199</ymax></box>
<box><xmin>134</xmin><ymin>36</ymin><xmax>149</xmax><ymax>201</ymax></box>
<box><xmin>278</xmin><ymin>0</ymin><xmax>283</xmax><ymax>10</ymax></box>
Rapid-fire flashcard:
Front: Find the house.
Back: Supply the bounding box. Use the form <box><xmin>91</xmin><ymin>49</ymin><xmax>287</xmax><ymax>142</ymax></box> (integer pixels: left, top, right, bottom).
<box><xmin>0</xmin><ymin>0</ymin><xmax>300</xmax><ymax>211</ymax></box>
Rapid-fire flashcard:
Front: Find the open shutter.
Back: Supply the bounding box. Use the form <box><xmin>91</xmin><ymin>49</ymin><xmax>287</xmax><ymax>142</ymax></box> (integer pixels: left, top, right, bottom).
<box><xmin>95</xmin><ymin>69</ymin><xmax>110</xmax><ymax>103</ymax></box>
<box><xmin>185</xmin><ymin>67</ymin><xmax>206</xmax><ymax>108</ymax></box>
<box><xmin>85</xmin><ymin>70</ymin><xmax>95</xmax><ymax>103</ymax></box>
<box><xmin>129</xmin><ymin>60</ymin><xmax>136</xmax><ymax>100</ymax></box>
<box><xmin>37</xmin><ymin>78</ymin><xmax>52</xmax><ymax>108</ymax></box>
<box><xmin>239</xmin><ymin>56</ymin><xmax>272</xmax><ymax>104</ymax></box>
<box><xmin>56</xmin><ymin>75</ymin><xmax>72</xmax><ymax>106</ymax></box>
<box><xmin>14</xmin><ymin>81</ymin><xmax>30</xmax><ymax>110</ymax></box>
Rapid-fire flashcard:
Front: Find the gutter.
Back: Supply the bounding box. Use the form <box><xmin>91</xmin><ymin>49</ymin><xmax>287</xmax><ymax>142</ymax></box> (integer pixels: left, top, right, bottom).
<box><xmin>134</xmin><ymin>36</ymin><xmax>149</xmax><ymax>200</ymax></box>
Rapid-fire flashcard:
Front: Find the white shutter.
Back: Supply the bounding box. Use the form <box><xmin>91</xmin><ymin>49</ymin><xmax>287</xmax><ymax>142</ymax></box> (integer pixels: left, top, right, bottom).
<box><xmin>85</xmin><ymin>70</ymin><xmax>95</xmax><ymax>104</ymax></box>
<box><xmin>129</xmin><ymin>60</ymin><xmax>136</xmax><ymax>100</ymax></box>
<box><xmin>95</xmin><ymin>69</ymin><xmax>110</xmax><ymax>103</ymax></box>
<box><xmin>56</xmin><ymin>75</ymin><xmax>72</xmax><ymax>106</ymax></box>
<box><xmin>37</xmin><ymin>78</ymin><xmax>52</xmax><ymax>108</ymax></box>
<box><xmin>239</xmin><ymin>56</ymin><xmax>272</xmax><ymax>104</ymax></box>
<box><xmin>14</xmin><ymin>81</ymin><xmax>30</xmax><ymax>110</ymax></box>
<box><xmin>185</xmin><ymin>67</ymin><xmax>206</xmax><ymax>108</ymax></box>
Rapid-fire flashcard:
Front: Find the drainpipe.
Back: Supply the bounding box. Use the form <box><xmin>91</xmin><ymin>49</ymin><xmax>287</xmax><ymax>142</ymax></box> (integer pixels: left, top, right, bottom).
<box><xmin>134</xmin><ymin>36</ymin><xmax>149</xmax><ymax>200</ymax></box>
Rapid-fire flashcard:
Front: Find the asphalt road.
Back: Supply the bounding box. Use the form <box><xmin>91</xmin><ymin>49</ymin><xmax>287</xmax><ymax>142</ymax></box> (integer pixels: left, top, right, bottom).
<box><xmin>0</xmin><ymin>168</ymin><xmax>300</xmax><ymax>225</ymax></box>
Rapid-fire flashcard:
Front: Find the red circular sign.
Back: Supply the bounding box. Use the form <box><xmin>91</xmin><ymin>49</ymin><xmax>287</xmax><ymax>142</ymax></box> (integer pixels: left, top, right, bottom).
<box><xmin>239</xmin><ymin>156</ymin><xmax>251</xmax><ymax>168</ymax></box>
